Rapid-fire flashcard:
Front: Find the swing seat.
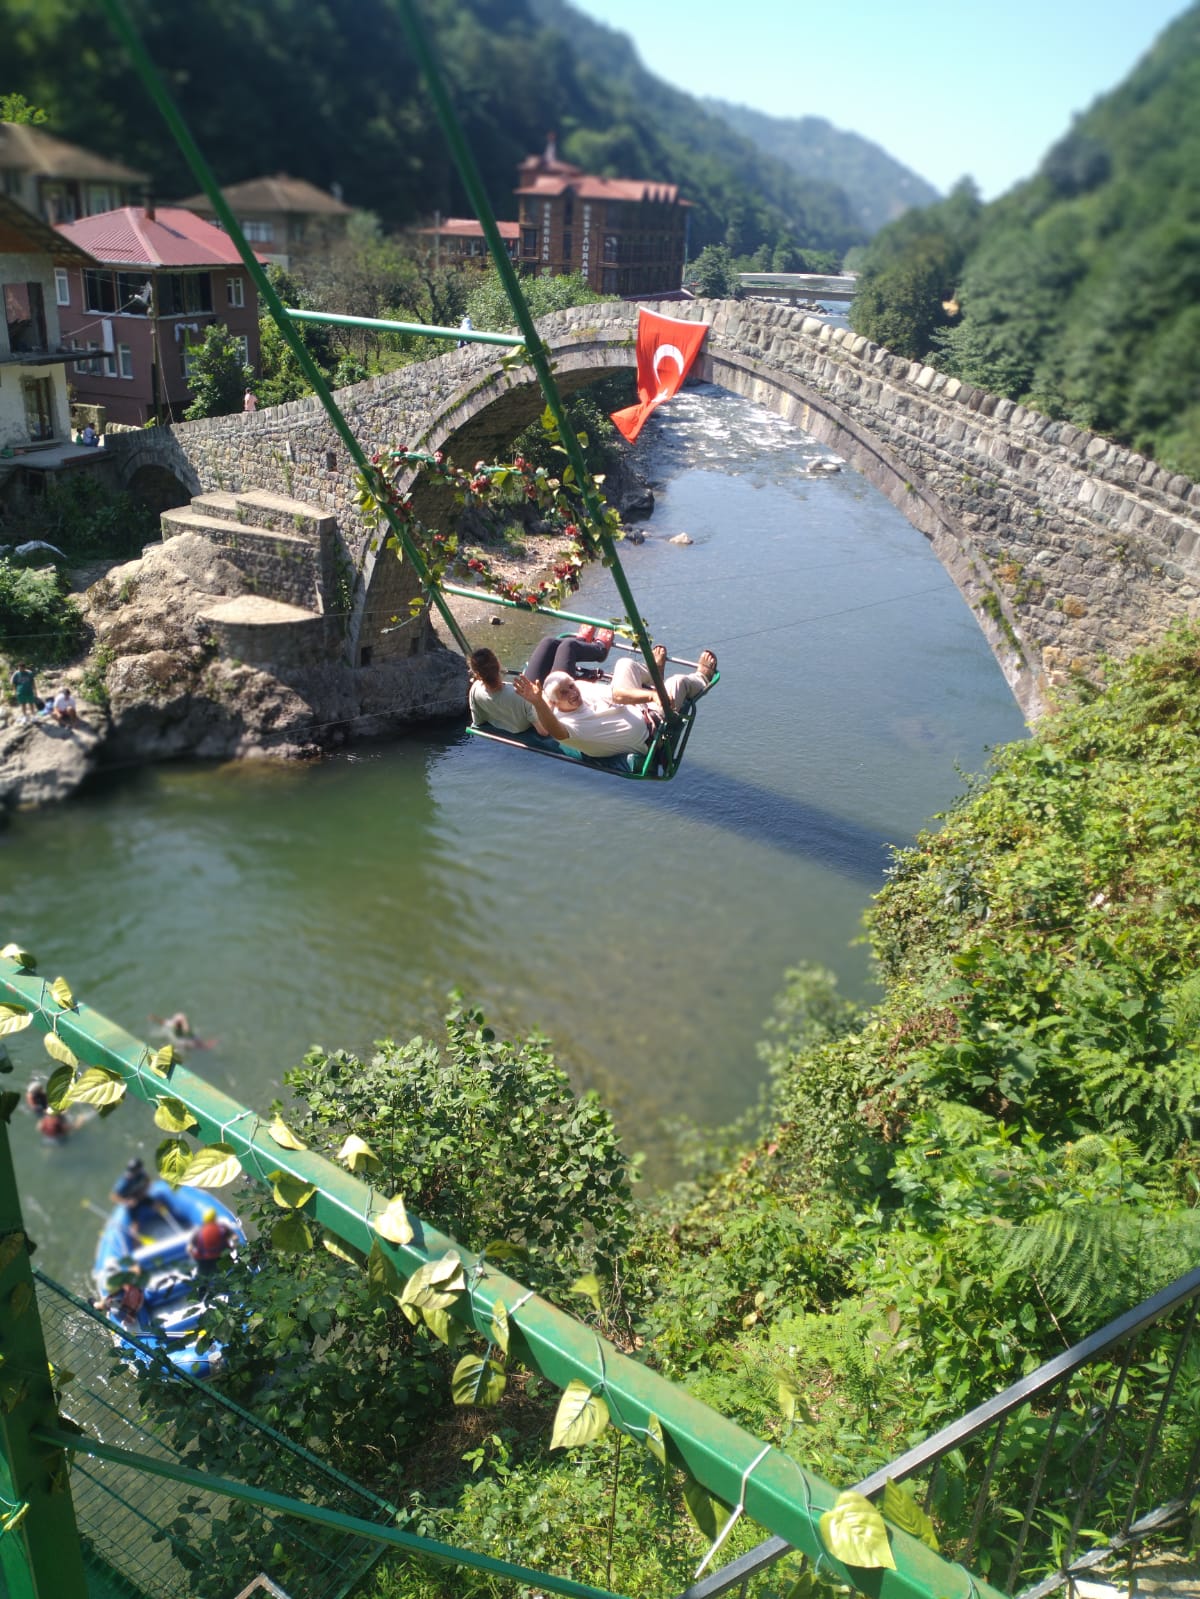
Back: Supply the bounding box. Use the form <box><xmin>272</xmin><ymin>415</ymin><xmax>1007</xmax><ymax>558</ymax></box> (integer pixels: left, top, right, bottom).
<box><xmin>466</xmin><ymin>689</ymin><xmax>706</xmax><ymax>782</ymax></box>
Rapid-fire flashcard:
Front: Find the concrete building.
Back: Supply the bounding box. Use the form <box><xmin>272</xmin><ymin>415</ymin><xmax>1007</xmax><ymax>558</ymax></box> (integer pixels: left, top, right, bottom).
<box><xmin>0</xmin><ymin>193</ymin><xmax>101</xmax><ymax>461</ymax></box>
<box><xmin>56</xmin><ymin>205</ymin><xmax>262</xmax><ymax>426</ymax></box>
<box><xmin>0</xmin><ymin>122</ymin><xmax>147</xmax><ymax>226</ymax></box>
<box><xmin>176</xmin><ymin>173</ymin><xmax>352</xmax><ymax>270</ymax></box>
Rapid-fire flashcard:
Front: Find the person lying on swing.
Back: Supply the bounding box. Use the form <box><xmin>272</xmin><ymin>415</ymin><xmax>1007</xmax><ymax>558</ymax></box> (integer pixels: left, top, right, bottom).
<box><xmin>513</xmin><ymin>645</ymin><xmax>716</xmax><ymax>760</ymax></box>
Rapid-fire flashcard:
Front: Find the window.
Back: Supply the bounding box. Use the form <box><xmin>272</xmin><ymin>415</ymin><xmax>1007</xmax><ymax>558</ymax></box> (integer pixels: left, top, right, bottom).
<box><xmin>241</xmin><ymin>219</ymin><xmax>274</xmax><ymax>243</ymax></box>
<box><xmin>602</xmin><ymin>268</ymin><xmax>618</xmax><ymax>293</ymax></box>
<box><xmin>156</xmin><ymin>274</ymin><xmax>213</xmax><ymax>315</ymax></box>
<box><xmin>84</xmin><ymin>269</ymin><xmax>117</xmax><ymax>315</ymax></box>
<box><xmin>233</xmin><ymin>334</ymin><xmax>249</xmax><ymax>367</ymax></box>
<box><xmin>227</xmin><ymin>277</ymin><xmax>245</xmax><ymax>309</ymax></box>
<box><xmin>54</xmin><ymin>270</ymin><xmax>70</xmax><ymax>306</ymax></box>
<box><xmin>563</xmin><ymin>195</ymin><xmax>574</xmax><ymax>225</ymax></box>
<box><xmin>521</xmin><ymin>228</ymin><xmax>537</xmax><ymax>257</ymax></box>
<box><xmin>5</xmin><ymin>281</ymin><xmax>47</xmax><ymax>353</ymax></box>
<box><xmin>603</xmin><ymin>235</ymin><xmax>619</xmax><ymax>264</ymax></box>
<box><xmin>562</xmin><ymin>232</ymin><xmax>572</xmax><ymax>260</ymax></box>
<box><xmin>118</xmin><ymin>344</ymin><xmax>133</xmax><ymax>379</ymax></box>
<box><xmin>84</xmin><ymin>185</ymin><xmax>115</xmax><ymax>215</ymax></box>
<box><xmin>71</xmin><ymin>339</ymin><xmax>115</xmax><ymax>378</ymax></box>
<box><xmin>2</xmin><ymin>169</ymin><xmax>21</xmax><ymax>196</ymax></box>
<box><xmin>22</xmin><ymin>377</ymin><xmax>56</xmax><ymax>442</ymax></box>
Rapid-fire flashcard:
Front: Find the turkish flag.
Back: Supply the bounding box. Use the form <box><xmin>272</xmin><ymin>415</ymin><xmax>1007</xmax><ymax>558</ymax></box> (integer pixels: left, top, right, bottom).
<box><xmin>610</xmin><ymin>309</ymin><xmax>709</xmax><ymax>444</ymax></box>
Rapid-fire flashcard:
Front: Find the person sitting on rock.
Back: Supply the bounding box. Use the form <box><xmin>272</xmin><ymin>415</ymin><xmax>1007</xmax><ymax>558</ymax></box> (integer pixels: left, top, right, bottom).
<box><xmin>51</xmin><ymin>687</ymin><xmax>78</xmax><ymax>726</ymax></box>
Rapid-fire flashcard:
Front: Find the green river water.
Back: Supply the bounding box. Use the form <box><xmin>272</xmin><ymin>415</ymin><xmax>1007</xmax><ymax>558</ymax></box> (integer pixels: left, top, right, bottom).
<box><xmin>3</xmin><ymin>383</ymin><xmax>1027</xmax><ymax>1283</ymax></box>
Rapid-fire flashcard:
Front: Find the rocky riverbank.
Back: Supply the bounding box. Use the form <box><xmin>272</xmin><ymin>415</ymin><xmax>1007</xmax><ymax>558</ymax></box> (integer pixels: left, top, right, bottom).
<box><xmin>0</xmin><ymin>453</ymin><xmax>656</xmax><ymax>815</ymax></box>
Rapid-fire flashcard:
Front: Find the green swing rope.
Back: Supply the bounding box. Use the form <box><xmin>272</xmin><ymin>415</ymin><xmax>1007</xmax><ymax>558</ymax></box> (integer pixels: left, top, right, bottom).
<box><xmin>380</xmin><ymin>0</ymin><xmax>679</xmax><ymax>721</ymax></box>
<box><xmin>98</xmin><ymin>0</ymin><xmax>474</xmax><ymax>661</ymax></box>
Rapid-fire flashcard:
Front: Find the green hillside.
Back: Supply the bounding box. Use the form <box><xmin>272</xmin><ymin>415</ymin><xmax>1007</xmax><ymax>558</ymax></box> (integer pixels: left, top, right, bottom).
<box><xmin>706</xmin><ymin>98</ymin><xmax>940</xmax><ymax>234</ymax></box>
<box><xmin>849</xmin><ymin>2</ymin><xmax>1200</xmax><ymax>476</ymax></box>
<box><xmin>3</xmin><ymin>0</ymin><xmax>865</xmax><ymax>260</ymax></box>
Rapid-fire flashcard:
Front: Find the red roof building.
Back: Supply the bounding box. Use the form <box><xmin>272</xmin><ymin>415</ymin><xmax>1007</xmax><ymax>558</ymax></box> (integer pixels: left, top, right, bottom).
<box><xmin>514</xmin><ymin>138</ymin><xmax>689</xmax><ymax>296</ymax></box>
<box><xmin>416</xmin><ymin>216</ymin><xmax>519</xmax><ymax>266</ymax></box>
<box><xmin>55</xmin><ymin>205</ymin><xmax>263</xmax><ymax>425</ymax></box>
<box><xmin>176</xmin><ymin>173</ymin><xmax>352</xmax><ymax>270</ymax></box>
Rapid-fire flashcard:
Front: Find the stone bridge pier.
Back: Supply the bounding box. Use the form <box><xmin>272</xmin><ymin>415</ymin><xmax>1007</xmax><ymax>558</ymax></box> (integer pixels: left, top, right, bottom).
<box><xmin>108</xmin><ymin>301</ymin><xmax>1200</xmax><ymax>719</ymax></box>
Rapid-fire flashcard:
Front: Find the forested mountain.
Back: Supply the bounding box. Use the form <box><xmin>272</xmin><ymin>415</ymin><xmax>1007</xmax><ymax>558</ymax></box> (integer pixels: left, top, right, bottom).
<box><xmin>3</xmin><ymin>0</ymin><xmax>865</xmax><ymax>260</ymax></box>
<box><xmin>705</xmin><ymin>99</ymin><xmax>940</xmax><ymax>234</ymax></box>
<box><xmin>849</xmin><ymin>2</ymin><xmax>1200</xmax><ymax>477</ymax></box>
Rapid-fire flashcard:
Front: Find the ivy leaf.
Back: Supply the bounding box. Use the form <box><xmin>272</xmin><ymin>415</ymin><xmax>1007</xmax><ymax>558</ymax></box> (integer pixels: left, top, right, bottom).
<box><xmin>271</xmin><ymin>1213</ymin><xmax>313</xmax><ymax>1253</ymax></box>
<box><xmin>819</xmin><ymin>1491</ymin><xmax>896</xmax><ymax>1570</ymax></box>
<box><xmin>267</xmin><ymin>1171</ymin><xmax>316</xmax><ymax>1211</ymax></box>
<box><xmin>482</xmin><ymin>1239</ymin><xmax>528</xmax><ymax>1264</ymax></box>
<box><xmin>50</xmin><ymin>977</ymin><xmax>74</xmax><ymax>1009</ymax></box>
<box><xmin>881</xmin><ymin>1479</ymin><xmax>939</xmax><ymax>1551</ymax></box>
<box><xmin>451</xmin><ymin>1355</ymin><xmax>507</xmax><ymax>1407</ymax></box>
<box><xmin>0</xmin><ymin>1007</ymin><xmax>32</xmax><ymax>1038</ymax></box>
<box><xmin>399</xmin><ymin>1253</ymin><xmax>465</xmax><ymax>1311</ymax></box>
<box><xmin>571</xmin><ymin>1272</ymin><xmax>602</xmax><ymax>1313</ymax></box>
<box><xmin>489</xmin><ymin>1298</ymin><xmax>509</xmax><ymax>1356</ymax></box>
<box><xmin>322</xmin><ymin>1234</ymin><xmax>364</xmax><ymax>1267</ymax></box>
<box><xmin>153</xmin><ymin>1097</ymin><xmax>198</xmax><ymax>1134</ymax></box>
<box><xmin>367</xmin><ymin>1240</ymin><xmax>403</xmax><ymax>1297</ymax></box>
<box><xmin>0</xmin><ymin>944</ymin><xmax>35</xmax><ymax>968</ymax></box>
<box><xmin>337</xmin><ymin>1134</ymin><xmax>379</xmax><ymax>1173</ymax></box>
<box><xmin>682</xmin><ymin>1471</ymin><xmax>727</xmax><ymax>1539</ymax></box>
<box><xmin>64</xmin><ymin>1068</ymin><xmax>125</xmax><ymax>1109</ymax></box>
<box><xmin>0</xmin><ymin>1232</ymin><xmax>26</xmax><ymax>1273</ymax></box>
<box><xmin>549</xmin><ymin>1379</ymin><xmax>609</xmax><ymax>1450</ymax></box>
<box><xmin>156</xmin><ymin>1138</ymin><xmax>193</xmax><ymax>1187</ymax></box>
<box><xmin>268</xmin><ymin>1115</ymin><xmax>306</xmax><ymax>1151</ymax></box>
<box><xmin>373</xmin><ymin>1195</ymin><xmax>413</xmax><ymax>1246</ymax></box>
<box><xmin>149</xmin><ymin>1045</ymin><xmax>176</xmax><ymax>1077</ymax></box>
<box><xmin>44</xmin><ymin>1066</ymin><xmax>74</xmax><ymax>1112</ymax></box>
<box><xmin>184</xmin><ymin>1143</ymin><xmax>243</xmax><ymax>1189</ymax></box>
<box><xmin>420</xmin><ymin>1305</ymin><xmax>467</xmax><ymax>1347</ymax></box>
<box><xmin>644</xmin><ymin>1411</ymin><xmax>667</xmax><ymax>1466</ymax></box>
<box><xmin>43</xmin><ymin>1032</ymin><xmax>78</xmax><ymax>1069</ymax></box>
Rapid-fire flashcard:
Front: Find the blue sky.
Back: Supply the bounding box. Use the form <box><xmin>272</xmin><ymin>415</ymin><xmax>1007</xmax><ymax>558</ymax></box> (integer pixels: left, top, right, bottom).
<box><xmin>570</xmin><ymin>0</ymin><xmax>1192</xmax><ymax>199</ymax></box>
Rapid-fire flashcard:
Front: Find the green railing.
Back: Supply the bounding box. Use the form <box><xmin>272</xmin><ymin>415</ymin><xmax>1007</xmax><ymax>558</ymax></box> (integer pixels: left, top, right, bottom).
<box><xmin>0</xmin><ymin>956</ymin><xmax>1009</xmax><ymax>1599</ymax></box>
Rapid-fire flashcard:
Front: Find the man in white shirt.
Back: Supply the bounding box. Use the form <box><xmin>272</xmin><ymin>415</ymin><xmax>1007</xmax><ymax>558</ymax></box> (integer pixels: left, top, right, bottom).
<box><xmin>52</xmin><ymin>687</ymin><xmax>78</xmax><ymax>726</ymax></box>
<box><xmin>514</xmin><ymin>647</ymin><xmax>716</xmax><ymax>759</ymax></box>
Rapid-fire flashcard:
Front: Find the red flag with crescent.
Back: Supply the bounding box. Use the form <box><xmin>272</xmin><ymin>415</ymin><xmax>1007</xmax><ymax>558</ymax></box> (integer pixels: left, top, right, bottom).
<box><xmin>610</xmin><ymin>309</ymin><xmax>709</xmax><ymax>444</ymax></box>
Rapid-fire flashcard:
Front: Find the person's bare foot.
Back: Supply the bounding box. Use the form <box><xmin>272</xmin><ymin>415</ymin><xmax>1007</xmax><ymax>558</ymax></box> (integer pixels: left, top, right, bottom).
<box><xmin>698</xmin><ymin>650</ymin><xmax>717</xmax><ymax>683</ymax></box>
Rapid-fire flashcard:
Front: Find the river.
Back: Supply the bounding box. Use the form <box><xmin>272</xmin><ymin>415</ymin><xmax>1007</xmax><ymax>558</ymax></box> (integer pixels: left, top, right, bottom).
<box><xmin>3</xmin><ymin>381</ymin><xmax>1027</xmax><ymax>1283</ymax></box>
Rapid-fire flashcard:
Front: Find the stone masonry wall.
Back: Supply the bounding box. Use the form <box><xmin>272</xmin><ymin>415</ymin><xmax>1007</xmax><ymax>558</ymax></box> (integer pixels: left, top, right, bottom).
<box><xmin>106</xmin><ymin>302</ymin><xmax>1200</xmax><ymax>716</ymax></box>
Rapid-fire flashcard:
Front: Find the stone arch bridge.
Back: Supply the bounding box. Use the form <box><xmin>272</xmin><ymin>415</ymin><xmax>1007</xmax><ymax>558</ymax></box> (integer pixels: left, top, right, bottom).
<box><xmin>109</xmin><ymin>300</ymin><xmax>1200</xmax><ymax>719</ymax></box>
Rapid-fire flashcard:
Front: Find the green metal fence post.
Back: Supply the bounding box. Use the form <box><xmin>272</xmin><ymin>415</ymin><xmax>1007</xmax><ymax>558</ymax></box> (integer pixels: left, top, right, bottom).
<box><xmin>0</xmin><ymin>1119</ymin><xmax>88</xmax><ymax>1599</ymax></box>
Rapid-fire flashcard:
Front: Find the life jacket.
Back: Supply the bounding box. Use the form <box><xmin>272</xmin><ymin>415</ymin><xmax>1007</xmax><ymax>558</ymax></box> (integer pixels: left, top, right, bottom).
<box><xmin>191</xmin><ymin>1221</ymin><xmax>228</xmax><ymax>1261</ymax></box>
<box><xmin>118</xmin><ymin>1284</ymin><xmax>145</xmax><ymax>1320</ymax></box>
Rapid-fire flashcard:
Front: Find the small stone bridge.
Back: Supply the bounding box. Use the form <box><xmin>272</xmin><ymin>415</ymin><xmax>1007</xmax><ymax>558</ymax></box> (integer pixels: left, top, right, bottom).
<box><xmin>107</xmin><ymin>299</ymin><xmax>1200</xmax><ymax>719</ymax></box>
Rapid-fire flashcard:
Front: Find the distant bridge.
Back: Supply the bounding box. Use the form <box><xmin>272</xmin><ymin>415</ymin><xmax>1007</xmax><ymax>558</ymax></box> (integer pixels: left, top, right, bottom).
<box><xmin>739</xmin><ymin>272</ymin><xmax>858</xmax><ymax>303</ymax></box>
<box><xmin>108</xmin><ymin>298</ymin><xmax>1200</xmax><ymax>720</ymax></box>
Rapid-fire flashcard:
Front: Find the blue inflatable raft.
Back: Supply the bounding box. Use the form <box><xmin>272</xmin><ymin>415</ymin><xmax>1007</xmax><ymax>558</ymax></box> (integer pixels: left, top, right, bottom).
<box><xmin>92</xmin><ymin>1176</ymin><xmax>244</xmax><ymax>1379</ymax></box>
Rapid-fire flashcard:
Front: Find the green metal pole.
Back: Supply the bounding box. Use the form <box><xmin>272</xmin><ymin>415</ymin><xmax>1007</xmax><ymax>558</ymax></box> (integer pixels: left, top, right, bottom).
<box><xmin>285</xmin><ymin>307</ymin><xmax>523</xmax><ymax>348</ymax></box>
<box><xmin>33</xmin><ymin>1428</ymin><xmax>623</xmax><ymax>1599</ymax></box>
<box><xmin>96</xmin><ymin>0</ymin><xmax>473</xmax><ymax>660</ymax></box>
<box><xmin>390</xmin><ymin>0</ymin><xmax>677</xmax><ymax>718</ymax></box>
<box><xmin>0</xmin><ymin>961</ymin><xmax>1008</xmax><ymax>1599</ymax></box>
<box><xmin>0</xmin><ymin>1121</ymin><xmax>87</xmax><ymax>1599</ymax></box>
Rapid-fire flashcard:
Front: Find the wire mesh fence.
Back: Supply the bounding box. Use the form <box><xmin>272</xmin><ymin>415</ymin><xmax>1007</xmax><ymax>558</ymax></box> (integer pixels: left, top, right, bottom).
<box><xmin>35</xmin><ymin>1271</ymin><xmax>394</xmax><ymax>1599</ymax></box>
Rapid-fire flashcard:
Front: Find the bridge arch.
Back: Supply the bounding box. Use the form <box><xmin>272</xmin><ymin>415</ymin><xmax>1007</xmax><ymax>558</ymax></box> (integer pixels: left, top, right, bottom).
<box><xmin>131</xmin><ymin>301</ymin><xmax>1200</xmax><ymax>719</ymax></box>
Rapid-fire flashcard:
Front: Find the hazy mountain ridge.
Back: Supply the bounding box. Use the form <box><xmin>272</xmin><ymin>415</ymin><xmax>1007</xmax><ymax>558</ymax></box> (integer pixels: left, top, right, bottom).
<box><xmin>706</xmin><ymin>98</ymin><xmax>941</xmax><ymax>234</ymax></box>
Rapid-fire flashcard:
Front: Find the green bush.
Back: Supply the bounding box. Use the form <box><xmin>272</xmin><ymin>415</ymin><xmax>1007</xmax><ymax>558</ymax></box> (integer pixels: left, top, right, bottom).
<box><xmin>0</xmin><ymin>558</ymin><xmax>86</xmax><ymax>667</ymax></box>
